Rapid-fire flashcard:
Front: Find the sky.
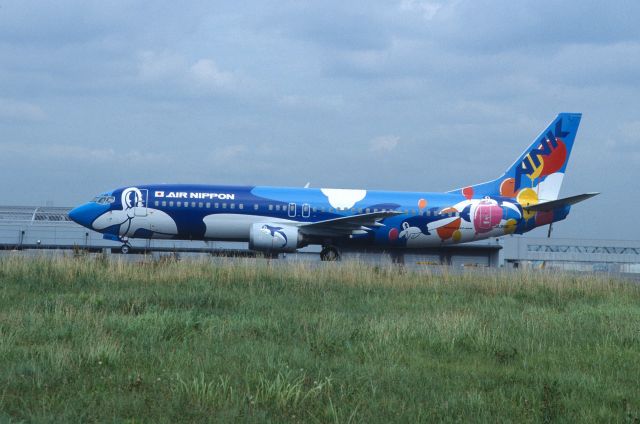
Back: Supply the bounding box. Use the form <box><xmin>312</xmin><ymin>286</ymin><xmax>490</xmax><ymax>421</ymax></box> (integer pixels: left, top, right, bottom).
<box><xmin>1</xmin><ymin>1</ymin><xmax>639</xmax><ymax>240</ymax></box>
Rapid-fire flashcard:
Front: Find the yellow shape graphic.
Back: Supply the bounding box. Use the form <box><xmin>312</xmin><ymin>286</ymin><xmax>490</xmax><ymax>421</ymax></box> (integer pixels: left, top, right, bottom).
<box><xmin>528</xmin><ymin>155</ymin><xmax>544</xmax><ymax>181</ymax></box>
<box><xmin>504</xmin><ymin>218</ymin><xmax>517</xmax><ymax>234</ymax></box>
<box><xmin>517</xmin><ymin>188</ymin><xmax>539</xmax><ymax>220</ymax></box>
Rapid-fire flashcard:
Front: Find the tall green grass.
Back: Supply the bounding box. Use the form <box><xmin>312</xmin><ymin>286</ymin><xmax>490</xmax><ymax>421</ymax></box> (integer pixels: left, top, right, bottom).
<box><xmin>0</xmin><ymin>255</ymin><xmax>639</xmax><ymax>422</ymax></box>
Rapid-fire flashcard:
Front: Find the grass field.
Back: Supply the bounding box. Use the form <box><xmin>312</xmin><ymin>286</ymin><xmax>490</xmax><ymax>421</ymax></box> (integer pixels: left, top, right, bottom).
<box><xmin>0</xmin><ymin>255</ymin><xmax>639</xmax><ymax>423</ymax></box>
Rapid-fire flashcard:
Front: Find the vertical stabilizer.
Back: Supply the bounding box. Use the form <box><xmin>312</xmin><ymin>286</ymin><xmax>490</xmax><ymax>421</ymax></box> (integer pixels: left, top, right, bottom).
<box><xmin>448</xmin><ymin>113</ymin><xmax>582</xmax><ymax>203</ymax></box>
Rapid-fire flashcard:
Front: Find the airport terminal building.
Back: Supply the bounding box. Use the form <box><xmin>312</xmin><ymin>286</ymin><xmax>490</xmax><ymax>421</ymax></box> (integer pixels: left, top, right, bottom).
<box><xmin>1</xmin><ymin>205</ymin><xmax>639</xmax><ymax>273</ymax></box>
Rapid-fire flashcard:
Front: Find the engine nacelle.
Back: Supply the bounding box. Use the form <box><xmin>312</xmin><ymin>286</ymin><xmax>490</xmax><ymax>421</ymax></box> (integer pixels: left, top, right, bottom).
<box><xmin>249</xmin><ymin>223</ymin><xmax>302</xmax><ymax>253</ymax></box>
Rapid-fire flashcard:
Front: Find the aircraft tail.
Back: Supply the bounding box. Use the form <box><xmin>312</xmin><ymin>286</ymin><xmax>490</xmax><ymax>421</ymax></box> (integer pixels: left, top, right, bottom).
<box><xmin>448</xmin><ymin>113</ymin><xmax>582</xmax><ymax>203</ymax></box>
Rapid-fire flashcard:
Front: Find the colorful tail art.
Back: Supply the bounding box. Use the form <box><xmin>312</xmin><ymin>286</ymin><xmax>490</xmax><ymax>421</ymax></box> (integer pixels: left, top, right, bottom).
<box><xmin>449</xmin><ymin>113</ymin><xmax>582</xmax><ymax>205</ymax></box>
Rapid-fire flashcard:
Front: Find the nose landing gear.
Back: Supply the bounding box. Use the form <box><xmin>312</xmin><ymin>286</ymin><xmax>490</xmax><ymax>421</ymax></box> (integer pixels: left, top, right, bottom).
<box><xmin>118</xmin><ymin>236</ymin><xmax>132</xmax><ymax>254</ymax></box>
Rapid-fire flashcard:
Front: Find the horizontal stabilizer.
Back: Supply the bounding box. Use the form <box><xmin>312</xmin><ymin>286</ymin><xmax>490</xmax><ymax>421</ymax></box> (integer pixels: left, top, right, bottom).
<box><xmin>523</xmin><ymin>192</ymin><xmax>599</xmax><ymax>212</ymax></box>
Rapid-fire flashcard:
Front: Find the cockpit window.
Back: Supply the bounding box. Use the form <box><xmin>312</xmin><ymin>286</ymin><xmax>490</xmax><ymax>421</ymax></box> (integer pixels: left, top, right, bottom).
<box><xmin>92</xmin><ymin>195</ymin><xmax>115</xmax><ymax>204</ymax></box>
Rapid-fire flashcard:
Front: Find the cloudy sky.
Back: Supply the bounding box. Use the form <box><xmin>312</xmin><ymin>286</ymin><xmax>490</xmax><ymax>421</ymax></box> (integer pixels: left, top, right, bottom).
<box><xmin>1</xmin><ymin>1</ymin><xmax>639</xmax><ymax>240</ymax></box>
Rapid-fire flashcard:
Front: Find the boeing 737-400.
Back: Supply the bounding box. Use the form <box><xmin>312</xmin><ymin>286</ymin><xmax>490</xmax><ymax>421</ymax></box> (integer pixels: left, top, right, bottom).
<box><xmin>69</xmin><ymin>113</ymin><xmax>597</xmax><ymax>260</ymax></box>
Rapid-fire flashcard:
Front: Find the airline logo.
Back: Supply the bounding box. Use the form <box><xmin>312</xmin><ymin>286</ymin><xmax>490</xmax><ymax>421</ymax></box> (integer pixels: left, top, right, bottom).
<box><xmin>154</xmin><ymin>191</ymin><xmax>235</xmax><ymax>200</ymax></box>
<box><xmin>514</xmin><ymin>119</ymin><xmax>570</xmax><ymax>191</ymax></box>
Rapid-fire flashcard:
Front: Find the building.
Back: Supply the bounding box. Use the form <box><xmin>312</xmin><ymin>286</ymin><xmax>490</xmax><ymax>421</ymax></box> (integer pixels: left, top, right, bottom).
<box><xmin>502</xmin><ymin>236</ymin><xmax>640</xmax><ymax>273</ymax></box>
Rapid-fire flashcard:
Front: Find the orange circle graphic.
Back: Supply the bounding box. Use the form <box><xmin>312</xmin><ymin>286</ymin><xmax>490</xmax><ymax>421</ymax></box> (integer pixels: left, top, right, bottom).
<box><xmin>499</xmin><ymin>178</ymin><xmax>517</xmax><ymax>197</ymax></box>
<box><xmin>462</xmin><ymin>187</ymin><xmax>474</xmax><ymax>200</ymax></box>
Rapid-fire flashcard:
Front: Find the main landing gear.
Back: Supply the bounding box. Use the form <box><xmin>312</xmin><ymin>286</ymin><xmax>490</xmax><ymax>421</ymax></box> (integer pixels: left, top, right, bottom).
<box><xmin>320</xmin><ymin>245</ymin><xmax>341</xmax><ymax>262</ymax></box>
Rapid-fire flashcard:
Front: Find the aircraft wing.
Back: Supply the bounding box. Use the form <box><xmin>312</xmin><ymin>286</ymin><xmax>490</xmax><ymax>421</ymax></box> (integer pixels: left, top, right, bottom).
<box><xmin>523</xmin><ymin>192</ymin><xmax>599</xmax><ymax>212</ymax></box>
<box><xmin>298</xmin><ymin>211</ymin><xmax>402</xmax><ymax>236</ymax></box>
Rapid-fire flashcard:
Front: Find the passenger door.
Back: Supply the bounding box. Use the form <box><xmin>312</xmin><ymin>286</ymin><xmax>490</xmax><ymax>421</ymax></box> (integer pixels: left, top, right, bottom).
<box><xmin>135</xmin><ymin>189</ymin><xmax>148</xmax><ymax>217</ymax></box>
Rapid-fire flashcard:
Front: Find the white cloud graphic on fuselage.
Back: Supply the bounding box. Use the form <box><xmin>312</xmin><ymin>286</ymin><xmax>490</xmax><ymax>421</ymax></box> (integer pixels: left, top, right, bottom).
<box><xmin>320</xmin><ymin>188</ymin><xmax>367</xmax><ymax>209</ymax></box>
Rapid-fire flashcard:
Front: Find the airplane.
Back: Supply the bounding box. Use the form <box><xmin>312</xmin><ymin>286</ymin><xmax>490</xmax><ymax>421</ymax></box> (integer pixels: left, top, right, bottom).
<box><xmin>69</xmin><ymin>113</ymin><xmax>598</xmax><ymax>260</ymax></box>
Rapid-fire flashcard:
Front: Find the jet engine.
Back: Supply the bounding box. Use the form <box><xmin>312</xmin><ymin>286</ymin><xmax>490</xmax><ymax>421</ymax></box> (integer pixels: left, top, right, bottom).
<box><xmin>249</xmin><ymin>223</ymin><xmax>302</xmax><ymax>253</ymax></box>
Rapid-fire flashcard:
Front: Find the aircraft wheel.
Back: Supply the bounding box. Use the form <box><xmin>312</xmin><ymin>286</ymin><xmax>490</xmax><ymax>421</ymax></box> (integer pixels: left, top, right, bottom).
<box><xmin>120</xmin><ymin>244</ymin><xmax>131</xmax><ymax>254</ymax></box>
<box><xmin>320</xmin><ymin>246</ymin><xmax>340</xmax><ymax>262</ymax></box>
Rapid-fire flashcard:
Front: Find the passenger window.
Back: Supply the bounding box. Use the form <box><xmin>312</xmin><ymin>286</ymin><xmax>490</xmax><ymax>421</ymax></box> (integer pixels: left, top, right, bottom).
<box><xmin>215</xmin><ymin>203</ymin><xmax>219</xmax><ymax>208</ymax></box>
<box><xmin>162</xmin><ymin>201</ymin><xmax>166</xmax><ymax>207</ymax></box>
<box><xmin>191</xmin><ymin>202</ymin><xmax>195</xmax><ymax>207</ymax></box>
<box><xmin>198</xmin><ymin>202</ymin><xmax>203</xmax><ymax>208</ymax></box>
<box><xmin>169</xmin><ymin>201</ymin><xmax>174</xmax><ymax>207</ymax></box>
<box><xmin>254</xmin><ymin>204</ymin><xmax>259</xmax><ymax>210</ymax></box>
<box><xmin>184</xmin><ymin>202</ymin><xmax>189</xmax><ymax>208</ymax></box>
<box><xmin>177</xmin><ymin>201</ymin><xmax>182</xmax><ymax>207</ymax></box>
<box><xmin>206</xmin><ymin>202</ymin><xmax>210</xmax><ymax>208</ymax></box>
<box><xmin>366</xmin><ymin>208</ymin><xmax>371</xmax><ymax>213</ymax></box>
<box><xmin>154</xmin><ymin>201</ymin><xmax>159</xmax><ymax>207</ymax></box>
<box><xmin>230</xmin><ymin>203</ymin><xmax>235</xmax><ymax>209</ymax></box>
<box><xmin>268</xmin><ymin>205</ymin><xmax>273</xmax><ymax>211</ymax></box>
<box><xmin>276</xmin><ymin>205</ymin><xmax>281</xmax><ymax>211</ymax></box>
<box><xmin>239</xmin><ymin>204</ymin><xmax>244</xmax><ymax>210</ymax></box>
<box><xmin>222</xmin><ymin>203</ymin><xmax>227</xmax><ymax>209</ymax></box>
<box><xmin>329</xmin><ymin>208</ymin><xmax>335</xmax><ymax>213</ymax></box>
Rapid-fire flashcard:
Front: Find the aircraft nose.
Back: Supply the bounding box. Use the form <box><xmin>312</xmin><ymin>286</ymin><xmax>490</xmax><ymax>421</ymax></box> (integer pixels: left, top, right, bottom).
<box><xmin>68</xmin><ymin>203</ymin><xmax>108</xmax><ymax>229</ymax></box>
<box><xmin>68</xmin><ymin>206</ymin><xmax>80</xmax><ymax>223</ymax></box>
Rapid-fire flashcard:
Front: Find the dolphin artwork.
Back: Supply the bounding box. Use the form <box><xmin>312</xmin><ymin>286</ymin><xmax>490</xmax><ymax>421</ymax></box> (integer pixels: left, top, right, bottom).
<box><xmin>260</xmin><ymin>224</ymin><xmax>288</xmax><ymax>247</ymax></box>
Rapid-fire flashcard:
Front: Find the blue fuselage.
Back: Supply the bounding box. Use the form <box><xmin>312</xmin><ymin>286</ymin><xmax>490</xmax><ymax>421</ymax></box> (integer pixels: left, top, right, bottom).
<box><xmin>69</xmin><ymin>184</ymin><xmax>570</xmax><ymax>250</ymax></box>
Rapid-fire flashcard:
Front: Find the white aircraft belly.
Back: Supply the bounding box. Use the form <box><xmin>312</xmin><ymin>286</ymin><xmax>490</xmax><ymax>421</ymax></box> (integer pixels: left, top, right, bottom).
<box><xmin>203</xmin><ymin>214</ymin><xmax>296</xmax><ymax>239</ymax></box>
<box><xmin>147</xmin><ymin>209</ymin><xmax>178</xmax><ymax>236</ymax></box>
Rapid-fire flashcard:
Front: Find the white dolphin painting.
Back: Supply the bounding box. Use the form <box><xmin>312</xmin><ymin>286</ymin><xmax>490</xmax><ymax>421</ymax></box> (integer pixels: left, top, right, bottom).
<box><xmin>92</xmin><ymin>187</ymin><xmax>178</xmax><ymax>238</ymax></box>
